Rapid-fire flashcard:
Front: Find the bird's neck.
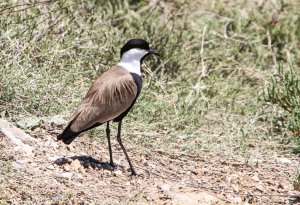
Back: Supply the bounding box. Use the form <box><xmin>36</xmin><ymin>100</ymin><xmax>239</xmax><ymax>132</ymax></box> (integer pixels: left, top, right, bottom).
<box><xmin>117</xmin><ymin>58</ymin><xmax>141</xmax><ymax>76</ymax></box>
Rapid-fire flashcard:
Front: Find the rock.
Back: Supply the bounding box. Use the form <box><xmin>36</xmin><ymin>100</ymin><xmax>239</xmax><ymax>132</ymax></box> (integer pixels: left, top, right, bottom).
<box><xmin>158</xmin><ymin>184</ymin><xmax>172</xmax><ymax>192</ymax></box>
<box><xmin>0</xmin><ymin>119</ymin><xmax>36</xmax><ymax>146</ymax></box>
<box><xmin>251</xmin><ymin>174</ymin><xmax>260</xmax><ymax>182</ymax></box>
<box><xmin>148</xmin><ymin>163</ymin><xmax>156</xmax><ymax>169</ymax></box>
<box><xmin>48</xmin><ymin>155</ymin><xmax>64</xmax><ymax>162</ymax></box>
<box><xmin>248</xmin><ymin>158</ymin><xmax>263</xmax><ymax>165</ymax></box>
<box><xmin>64</xmin><ymin>164</ymin><xmax>71</xmax><ymax>172</ymax></box>
<box><xmin>52</xmin><ymin>172</ymin><xmax>73</xmax><ymax>179</ymax></box>
<box><xmin>13</xmin><ymin>160</ymin><xmax>28</xmax><ymax>169</ymax></box>
<box><xmin>53</xmin><ymin>194</ymin><xmax>64</xmax><ymax>200</ymax></box>
<box><xmin>256</xmin><ymin>184</ymin><xmax>264</xmax><ymax>192</ymax></box>
<box><xmin>276</xmin><ymin>157</ymin><xmax>292</xmax><ymax>164</ymax></box>
<box><xmin>172</xmin><ymin>192</ymin><xmax>218</xmax><ymax>205</ymax></box>
<box><xmin>15</xmin><ymin>160</ymin><xmax>27</xmax><ymax>165</ymax></box>
<box><xmin>61</xmin><ymin>172</ymin><xmax>73</xmax><ymax>179</ymax></box>
<box><xmin>70</xmin><ymin>159</ymin><xmax>85</xmax><ymax>173</ymax></box>
<box><xmin>47</xmin><ymin>165</ymin><xmax>55</xmax><ymax>170</ymax></box>
<box><xmin>16</xmin><ymin>117</ymin><xmax>41</xmax><ymax>129</ymax></box>
<box><xmin>0</xmin><ymin>118</ymin><xmax>36</xmax><ymax>157</ymax></box>
<box><xmin>278</xmin><ymin>181</ymin><xmax>292</xmax><ymax>190</ymax></box>
<box><xmin>14</xmin><ymin>144</ymin><xmax>34</xmax><ymax>156</ymax></box>
<box><xmin>113</xmin><ymin>170</ymin><xmax>123</xmax><ymax>176</ymax></box>
<box><xmin>229</xmin><ymin>196</ymin><xmax>242</xmax><ymax>204</ymax></box>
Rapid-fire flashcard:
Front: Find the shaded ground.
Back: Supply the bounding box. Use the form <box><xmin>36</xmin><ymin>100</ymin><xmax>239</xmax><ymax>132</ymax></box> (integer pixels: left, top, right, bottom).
<box><xmin>0</xmin><ymin>122</ymin><xmax>299</xmax><ymax>205</ymax></box>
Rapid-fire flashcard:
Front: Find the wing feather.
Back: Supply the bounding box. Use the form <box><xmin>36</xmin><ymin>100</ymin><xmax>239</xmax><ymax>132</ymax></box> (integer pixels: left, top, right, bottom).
<box><xmin>68</xmin><ymin>66</ymin><xmax>137</xmax><ymax>132</ymax></box>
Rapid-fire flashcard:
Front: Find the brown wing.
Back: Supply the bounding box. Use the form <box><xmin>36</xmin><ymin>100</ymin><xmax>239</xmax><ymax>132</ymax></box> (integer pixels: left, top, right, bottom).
<box><xmin>68</xmin><ymin>66</ymin><xmax>137</xmax><ymax>132</ymax></box>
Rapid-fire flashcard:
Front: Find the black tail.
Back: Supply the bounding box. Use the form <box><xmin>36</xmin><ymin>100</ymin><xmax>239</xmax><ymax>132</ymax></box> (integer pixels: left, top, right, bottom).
<box><xmin>57</xmin><ymin>122</ymin><xmax>102</xmax><ymax>145</ymax></box>
<box><xmin>57</xmin><ymin>124</ymin><xmax>80</xmax><ymax>145</ymax></box>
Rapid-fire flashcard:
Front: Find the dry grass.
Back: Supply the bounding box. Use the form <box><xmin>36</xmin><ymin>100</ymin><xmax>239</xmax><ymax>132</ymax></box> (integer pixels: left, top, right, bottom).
<box><xmin>0</xmin><ymin>0</ymin><xmax>300</xmax><ymax>158</ymax></box>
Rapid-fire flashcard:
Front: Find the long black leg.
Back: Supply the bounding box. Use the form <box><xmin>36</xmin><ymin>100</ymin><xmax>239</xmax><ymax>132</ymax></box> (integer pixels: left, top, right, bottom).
<box><xmin>116</xmin><ymin>121</ymin><xmax>137</xmax><ymax>175</ymax></box>
<box><xmin>106</xmin><ymin>122</ymin><xmax>114</xmax><ymax>167</ymax></box>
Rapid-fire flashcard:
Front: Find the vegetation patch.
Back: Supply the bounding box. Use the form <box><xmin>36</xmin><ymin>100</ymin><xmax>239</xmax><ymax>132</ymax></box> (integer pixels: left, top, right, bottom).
<box><xmin>0</xmin><ymin>0</ymin><xmax>300</xmax><ymax>155</ymax></box>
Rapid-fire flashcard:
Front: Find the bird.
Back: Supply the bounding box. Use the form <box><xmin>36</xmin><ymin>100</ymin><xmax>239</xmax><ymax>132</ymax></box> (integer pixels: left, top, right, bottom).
<box><xmin>57</xmin><ymin>38</ymin><xmax>159</xmax><ymax>175</ymax></box>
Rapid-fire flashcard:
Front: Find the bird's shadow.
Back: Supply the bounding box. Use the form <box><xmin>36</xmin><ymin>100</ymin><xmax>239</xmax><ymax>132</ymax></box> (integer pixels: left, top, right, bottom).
<box><xmin>54</xmin><ymin>155</ymin><xmax>124</xmax><ymax>171</ymax></box>
<box><xmin>290</xmin><ymin>196</ymin><xmax>300</xmax><ymax>205</ymax></box>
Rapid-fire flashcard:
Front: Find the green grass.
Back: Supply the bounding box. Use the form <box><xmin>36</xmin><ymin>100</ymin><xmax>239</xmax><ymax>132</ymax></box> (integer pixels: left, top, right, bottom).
<box><xmin>266</xmin><ymin>63</ymin><xmax>300</xmax><ymax>152</ymax></box>
<box><xmin>0</xmin><ymin>0</ymin><xmax>300</xmax><ymax>156</ymax></box>
<box><xmin>0</xmin><ymin>161</ymin><xmax>12</xmax><ymax>175</ymax></box>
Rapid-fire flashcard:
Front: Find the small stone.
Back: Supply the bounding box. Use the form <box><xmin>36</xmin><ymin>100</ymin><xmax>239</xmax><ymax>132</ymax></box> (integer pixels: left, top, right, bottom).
<box><xmin>114</xmin><ymin>170</ymin><xmax>123</xmax><ymax>176</ymax></box>
<box><xmin>148</xmin><ymin>163</ymin><xmax>156</xmax><ymax>169</ymax></box>
<box><xmin>229</xmin><ymin>196</ymin><xmax>242</xmax><ymax>204</ymax></box>
<box><xmin>47</xmin><ymin>165</ymin><xmax>55</xmax><ymax>170</ymax></box>
<box><xmin>158</xmin><ymin>184</ymin><xmax>171</xmax><ymax>192</ymax></box>
<box><xmin>48</xmin><ymin>155</ymin><xmax>64</xmax><ymax>162</ymax></box>
<box><xmin>14</xmin><ymin>144</ymin><xmax>33</xmax><ymax>156</ymax></box>
<box><xmin>145</xmin><ymin>196</ymin><xmax>152</xmax><ymax>201</ymax></box>
<box><xmin>252</xmin><ymin>174</ymin><xmax>260</xmax><ymax>182</ymax></box>
<box><xmin>0</xmin><ymin>119</ymin><xmax>36</xmax><ymax>157</ymax></box>
<box><xmin>103</xmin><ymin>170</ymin><xmax>112</xmax><ymax>175</ymax></box>
<box><xmin>70</xmin><ymin>159</ymin><xmax>83</xmax><ymax>172</ymax></box>
<box><xmin>64</xmin><ymin>164</ymin><xmax>71</xmax><ymax>172</ymax></box>
<box><xmin>125</xmin><ymin>181</ymin><xmax>131</xmax><ymax>186</ymax></box>
<box><xmin>278</xmin><ymin>181</ymin><xmax>291</xmax><ymax>190</ymax></box>
<box><xmin>15</xmin><ymin>160</ymin><xmax>27</xmax><ymax>165</ymax></box>
<box><xmin>256</xmin><ymin>184</ymin><xmax>264</xmax><ymax>192</ymax></box>
<box><xmin>53</xmin><ymin>194</ymin><xmax>64</xmax><ymax>200</ymax></box>
<box><xmin>60</xmin><ymin>172</ymin><xmax>73</xmax><ymax>179</ymax></box>
<box><xmin>232</xmin><ymin>185</ymin><xmax>240</xmax><ymax>192</ymax></box>
<box><xmin>202</xmin><ymin>168</ymin><xmax>209</xmax><ymax>174</ymax></box>
<box><xmin>276</xmin><ymin>158</ymin><xmax>292</xmax><ymax>164</ymax></box>
<box><xmin>52</xmin><ymin>172</ymin><xmax>73</xmax><ymax>179</ymax></box>
<box><xmin>172</xmin><ymin>192</ymin><xmax>218</xmax><ymax>205</ymax></box>
<box><xmin>248</xmin><ymin>158</ymin><xmax>263</xmax><ymax>165</ymax></box>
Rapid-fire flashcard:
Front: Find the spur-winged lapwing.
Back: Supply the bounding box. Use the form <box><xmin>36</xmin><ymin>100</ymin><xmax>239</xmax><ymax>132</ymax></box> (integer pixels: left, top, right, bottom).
<box><xmin>57</xmin><ymin>39</ymin><xmax>159</xmax><ymax>175</ymax></box>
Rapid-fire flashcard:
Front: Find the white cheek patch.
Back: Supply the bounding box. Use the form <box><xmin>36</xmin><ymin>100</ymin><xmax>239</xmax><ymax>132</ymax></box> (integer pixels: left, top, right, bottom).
<box><xmin>117</xmin><ymin>48</ymin><xmax>149</xmax><ymax>76</ymax></box>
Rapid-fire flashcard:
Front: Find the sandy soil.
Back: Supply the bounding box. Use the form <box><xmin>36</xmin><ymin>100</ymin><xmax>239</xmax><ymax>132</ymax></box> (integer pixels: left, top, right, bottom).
<box><xmin>0</xmin><ymin>123</ymin><xmax>299</xmax><ymax>205</ymax></box>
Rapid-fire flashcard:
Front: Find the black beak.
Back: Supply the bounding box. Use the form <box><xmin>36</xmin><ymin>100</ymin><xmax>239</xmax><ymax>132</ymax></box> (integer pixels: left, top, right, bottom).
<box><xmin>149</xmin><ymin>48</ymin><xmax>160</xmax><ymax>56</ymax></box>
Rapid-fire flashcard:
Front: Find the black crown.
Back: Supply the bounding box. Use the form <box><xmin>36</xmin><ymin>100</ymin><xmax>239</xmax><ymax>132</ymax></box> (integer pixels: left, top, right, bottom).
<box><xmin>120</xmin><ymin>39</ymin><xmax>150</xmax><ymax>57</ymax></box>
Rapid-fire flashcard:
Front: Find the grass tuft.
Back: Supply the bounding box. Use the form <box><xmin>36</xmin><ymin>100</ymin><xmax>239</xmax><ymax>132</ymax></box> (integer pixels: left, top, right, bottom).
<box><xmin>0</xmin><ymin>0</ymin><xmax>300</xmax><ymax>156</ymax></box>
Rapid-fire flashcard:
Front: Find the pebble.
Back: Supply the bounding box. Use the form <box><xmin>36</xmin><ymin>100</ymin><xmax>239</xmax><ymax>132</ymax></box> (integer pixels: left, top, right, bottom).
<box><xmin>64</xmin><ymin>164</ymin><xmax>71</xmax><ymax>172</ymax></box>
<box><xmin>114</xmin><ymin>170</ymin><xmax>123</xmax><ymax>176</ymax></box>
<box><xmin>276</xmin><ymin>157</ymin><xmax>292</xmax><ymax>164</ymax></box>
<box><xmin>47</xmin><ymin>164</ymin><xmax>55</xmax><ymax>170</ymax></box>
<box><xmin>251</xmin><ymin>174</ymin><xmax>260</xmax><ymax>182</ymax></box>
<box><xmin>48</xmin><ymin>155</ymin><xmax>64</xmax><ymax>162</ymax></box>
<box><xmin>52</xmin><ymin>172</ymin><xmax>73</xmax><ymax>179</ymax></box>
<box><xmin>70</xmin><ymin>159</ymin><xmax>85</xmax><ymax>173</ymax></box>
<box><xmin>158</xmin><ymin>184</ymin><xmax>171</xmax><ymax>192</ymax></box>
<box><xmin>15</xmin><ymin>160</ymin><xmax>27</xmax><ymax>166</ymax></box>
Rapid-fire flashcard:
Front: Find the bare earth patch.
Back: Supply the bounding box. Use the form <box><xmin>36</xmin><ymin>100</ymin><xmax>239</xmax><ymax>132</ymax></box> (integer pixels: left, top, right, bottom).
<box><xmin>0</xmin><ymin>122</ymin><xmax>299</xmax><ymax>205</ymax></box>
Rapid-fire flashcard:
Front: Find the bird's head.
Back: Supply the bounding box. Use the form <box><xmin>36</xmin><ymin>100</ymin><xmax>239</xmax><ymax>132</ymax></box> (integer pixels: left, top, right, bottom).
<box><xmin>120</xmin><ymin>39</ymin><xmax>159</xmax><ymax>64</ymax></box>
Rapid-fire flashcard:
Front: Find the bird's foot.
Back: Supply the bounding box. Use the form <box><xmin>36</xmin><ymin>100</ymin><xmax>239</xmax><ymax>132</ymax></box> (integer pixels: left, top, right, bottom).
<box><xmin>109</xmin><ymin>161</ymin><xmax>116</xmax><ymax>168</ymax></box>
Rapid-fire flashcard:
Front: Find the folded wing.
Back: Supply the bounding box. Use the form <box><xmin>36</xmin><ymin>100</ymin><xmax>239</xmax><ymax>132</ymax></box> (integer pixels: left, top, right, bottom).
<box><xmin>70</xmin><ymin>66</ymin><xmax>137</xmax><ymax>132</ymax></box>
<box><xmin>58</xmin><ymin>66</ymin><xmax>137</xmax><ymax>144</ymax></box>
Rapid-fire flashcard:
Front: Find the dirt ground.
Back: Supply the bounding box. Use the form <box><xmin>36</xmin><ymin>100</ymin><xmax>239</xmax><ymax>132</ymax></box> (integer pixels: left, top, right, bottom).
<box><xmin>0</xmin><ymin>120</ymin><xmax>299</xmax><ymax>205</ymax></box>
